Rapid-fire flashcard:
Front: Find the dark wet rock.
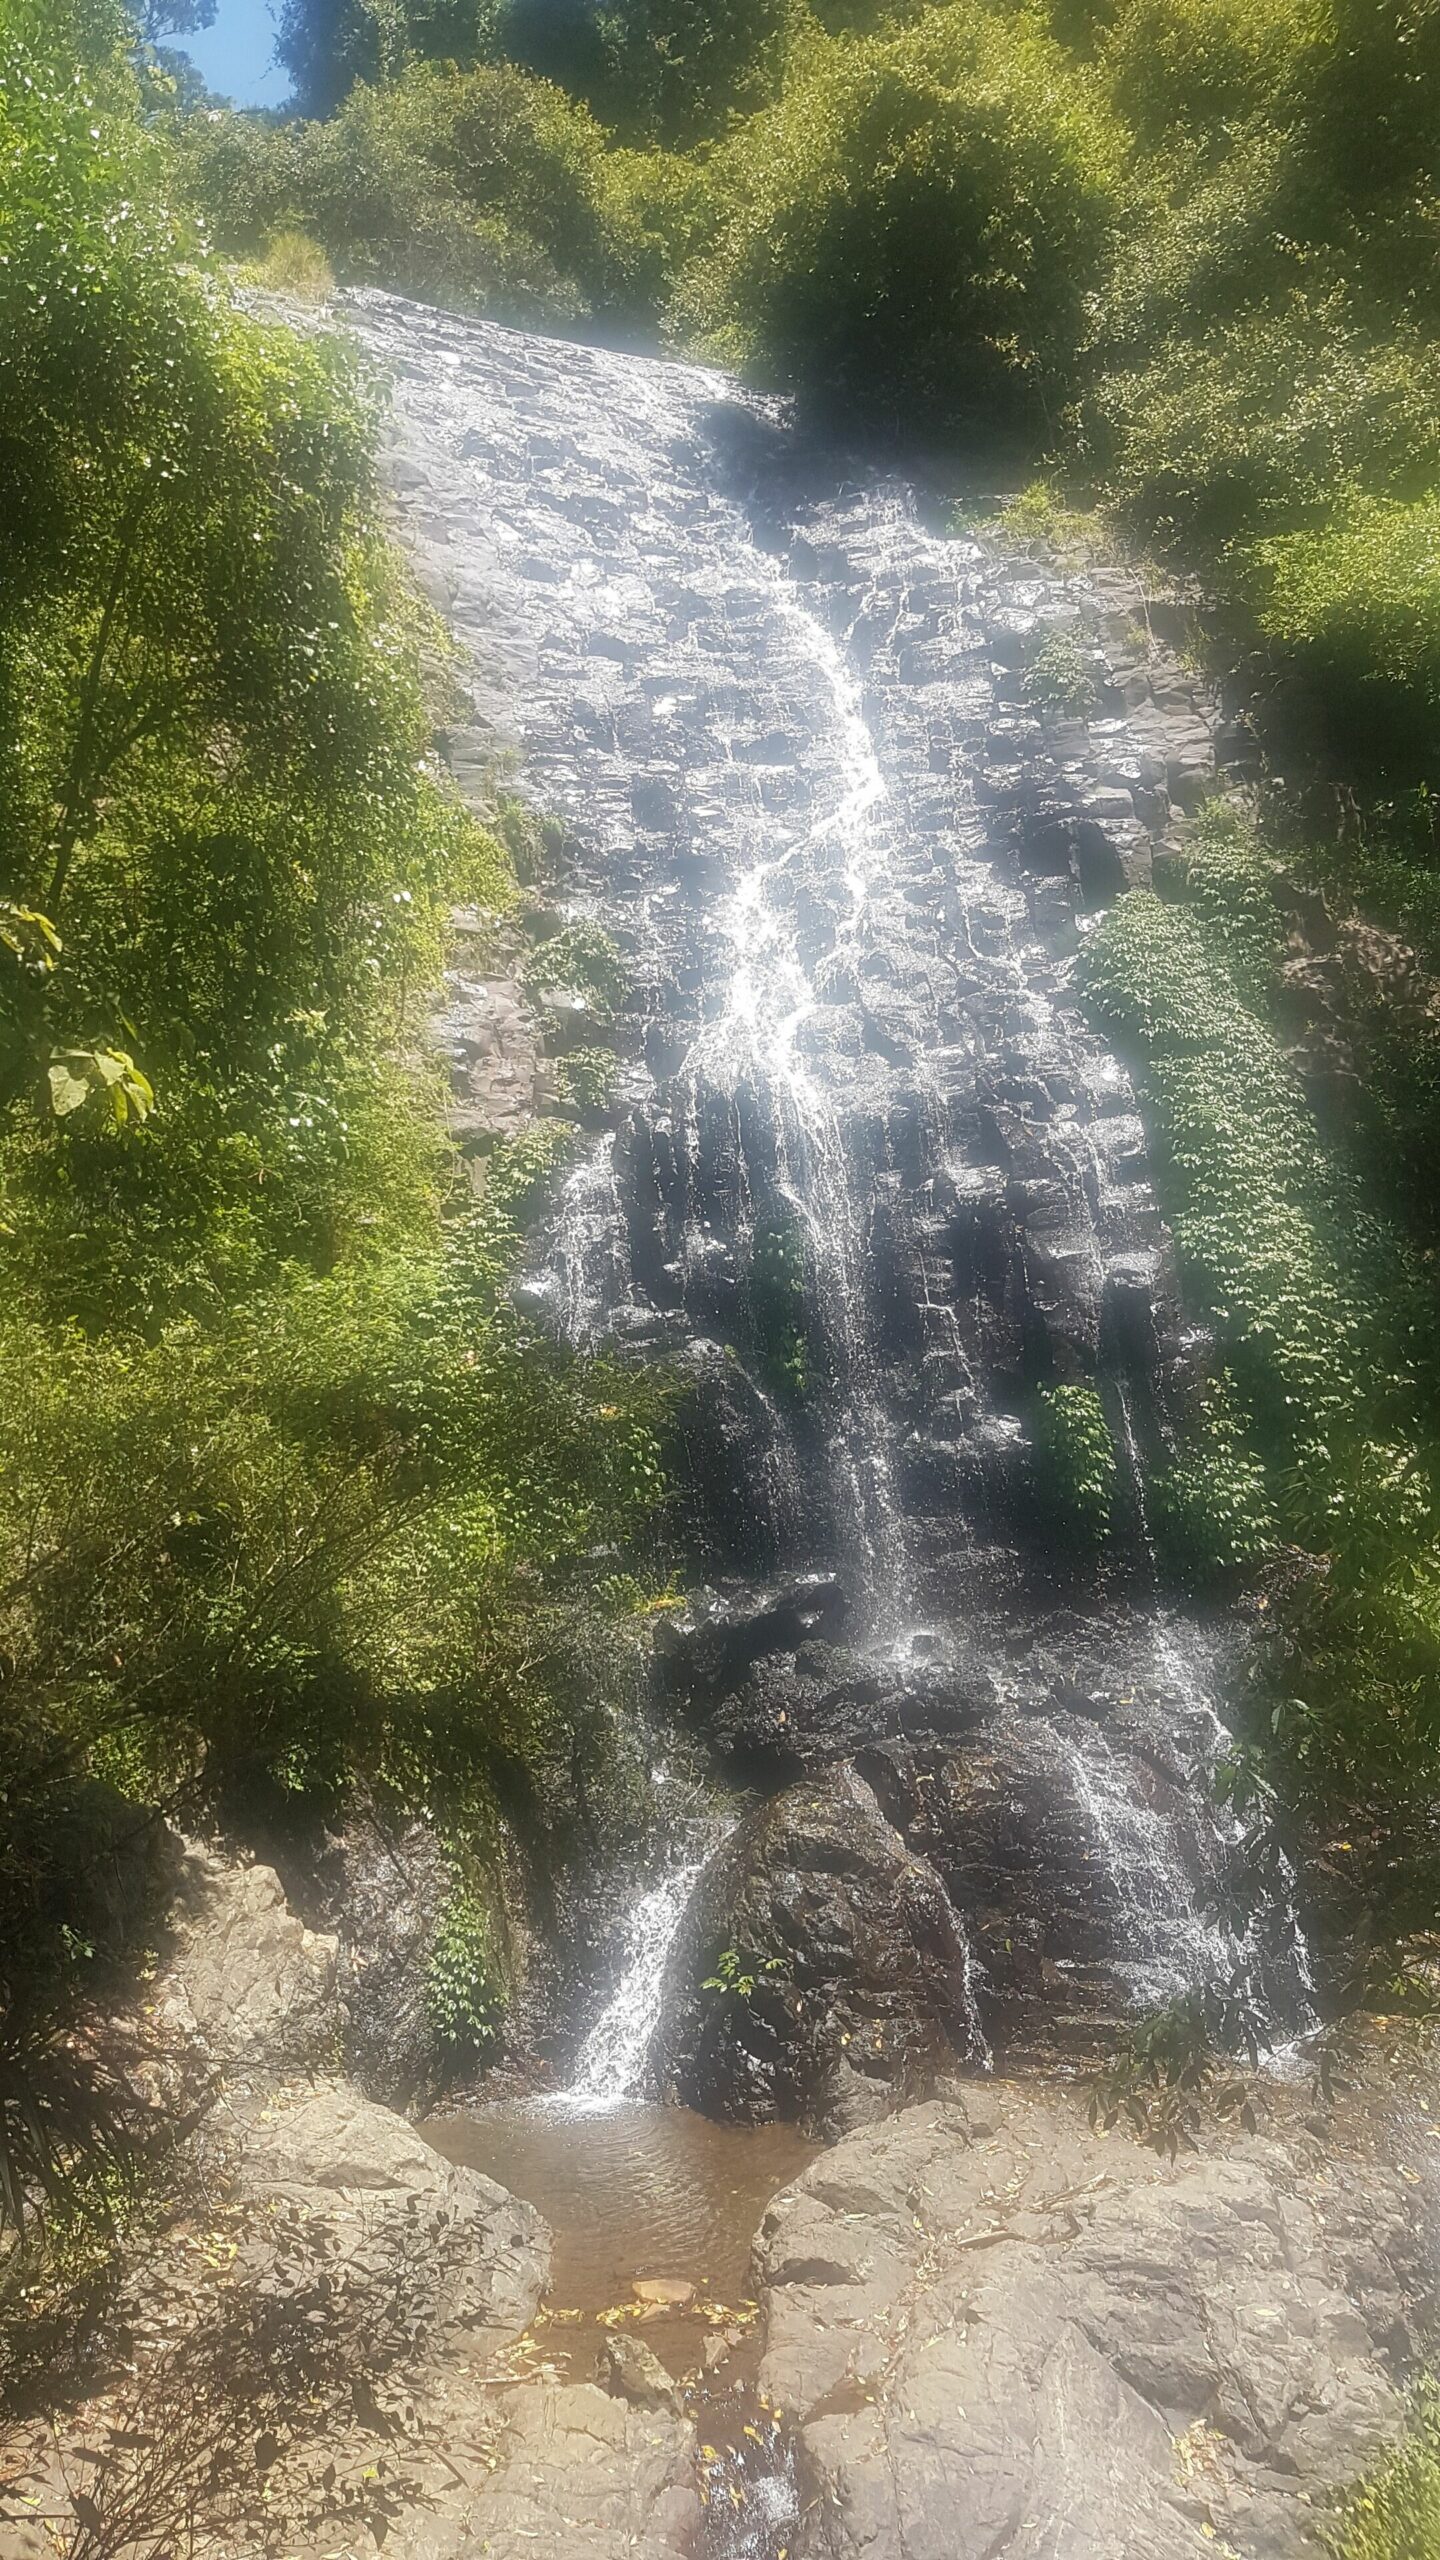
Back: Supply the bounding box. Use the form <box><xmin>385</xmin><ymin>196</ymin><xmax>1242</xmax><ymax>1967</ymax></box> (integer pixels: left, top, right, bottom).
<box><xmin>703</xmin><ymin>1642</ymin><xmax>990</xmax><ymax>1778</ymax></box>
<box><xmin>308</xmin><ymin>1808</ymin><xmax>451</xmax><ymax>2114</ymax></box>
<box><xmin>654</xmin><ymin>1573</ymin><xmax>849</xmax><ymax>1697</ymax></box>
<box><xmin>652</xmin><ymin>1765</ymin><xmax>984</xmax><ymax>2137</ymax></box>
<box><xmin>756</xmin><ymin>2083</ymin><xmax>1431</xmax><ymax>2560</ymax></box>
<box><xmin>670</xmin><ymin>1345</ymin><xmax>804</xmax><ymax>1575</ymax></box>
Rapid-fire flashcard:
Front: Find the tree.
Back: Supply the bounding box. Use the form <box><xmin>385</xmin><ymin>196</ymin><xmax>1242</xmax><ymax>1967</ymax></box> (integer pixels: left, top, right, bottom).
<box><xmin>138</xmin><ymin>0</ymin><xmax>219</xmax><ymax>38</ymax></box>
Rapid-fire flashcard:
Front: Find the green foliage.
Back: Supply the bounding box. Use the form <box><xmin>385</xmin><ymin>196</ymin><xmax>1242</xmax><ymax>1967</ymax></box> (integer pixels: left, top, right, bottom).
<box><xmin>1153</xmin><ymin>1376</ymin><xmax>1276</xmax><ymax>1582</ymax></box>
<box><xmin>426</xmin><ymin>1873</ymin><xmax>501</xmax><ymax>2051</ymax></box>
<box><xmin>1082</xmin><ymin>883</ymin><xmax>1440</xmax><ymax>1821</ymax></box>
<box><xmin>676</xmin><ymin>5</ymin><xmax>1124</xmax><ymax>437</ymax></box>
<box><xmin>1099</xmin><ymin>0</ymin><xmax>1310</xmax><ymax>147</ymax></box>
<box><xmin>1082</xmin><ymin>892</ymin><xmax>1387</xmax><ymax>1442</ymax></box>
<box><xmin>996</xmin><ymin>478</ymin><xmax>1106</xmax><ymax>567</ymax></box>
<box><xmin>1255</xmin><ymin>495</ymin><xmax>1440</xmax><ymax>711</ymax></box>
<box><xmin>244</xmin><ymin>225</ymin><xmax>336</xmax><ymax>297</ymax></box>
<box><xmin>1088</xmin><ymin>1988</ymin><xmax>1262</xmax><ymax>2161</ymax></box>
<box><xmin>0</xmin><ymin>2014</ymin><xmax>144</xmax><ymax>2245</ymax></box>
<box><xmin>1022</xmin><ymin>626</ymin><xmax>1101</xmax><ymax>719</ymax></box>
<box><xmin>277</xmin><ymin>0</ymin><xmax>504</xmax><ymax>118</ymax></box>
<box><xmin>1325</xmin><ymin>2379</ymin><xmax>1440</xmax><ymax>2560</ymax></box>
<box><xmin>176</xmin><ymin>62</ymin><xmax>679</xmax><ymax>328</ymax></box>
<box><xmin>1033</xmin><ymin>1383</ymin><xmax>1117</xmax><ymax>1542</ymax></box>
<box><xmin>701</xmin><ymin>1946</ymin><xmax>785</xmax><ymax>2001</ymax></box>
<box><xmin>1174</xmin><ymin>800</ymin><xmax>1282</xmax><ymax>1005</ymax></box>
<box><xmin>0</xmin><ymin>1</ymin><xmax>674</xmax><ymax>2199</ymax></box>
<box><xmin>522</xmin><ymin>919</ymin><xmax>627</xmax><ymax>1014</ymax></box>
<box><xmin>589</xmin><ymin>0</ymin><xmax>794</xmax><ymax>144</ymax></box>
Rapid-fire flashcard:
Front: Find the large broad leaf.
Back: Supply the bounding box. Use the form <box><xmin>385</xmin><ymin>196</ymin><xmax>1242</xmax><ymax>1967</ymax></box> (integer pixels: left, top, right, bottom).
<box><xmin>46</xmin><ymin>1047</ymin><xmax>155</xmax><ymax>1125</ymax></box>
<box><xmin>47</xmin><ymin>1056</ymin><xmax>93</xmax><ymax>1117</ymax></box>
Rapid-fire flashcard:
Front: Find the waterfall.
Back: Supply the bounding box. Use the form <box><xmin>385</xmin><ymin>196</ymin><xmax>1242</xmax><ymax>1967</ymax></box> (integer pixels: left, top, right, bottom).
<box><xmin>347</xmin><ymin>290</ymin><xmax>1315</xmax><ymax>2074</ymax></box>
<box><xmin>556</xmin><ymin>1864</ymin><xmax>704</xmax><ymax>2109</ymax></box>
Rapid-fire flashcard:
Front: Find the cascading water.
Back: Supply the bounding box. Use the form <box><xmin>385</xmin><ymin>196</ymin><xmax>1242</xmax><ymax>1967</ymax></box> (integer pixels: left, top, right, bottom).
<box><xmin>558</xmin><ymin>1862</ymin><xmax>704</xmax><ymax>2108</ymax></box>
<box><xmin>350</xmin><ymin>288</ymin><xmax>1313</xmax><ymax>2109</ymax></box>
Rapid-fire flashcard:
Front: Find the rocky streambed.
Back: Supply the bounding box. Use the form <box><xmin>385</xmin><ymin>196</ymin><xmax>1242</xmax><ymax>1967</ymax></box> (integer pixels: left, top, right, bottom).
<box><xmin>6</xmin><ymin>1827</ymin><xmax>1435</xmax><ymax>2560</ymax></box>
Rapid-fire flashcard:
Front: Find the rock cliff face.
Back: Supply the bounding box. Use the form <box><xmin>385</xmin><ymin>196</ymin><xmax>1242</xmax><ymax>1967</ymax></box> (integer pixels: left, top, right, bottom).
<box><xmin>346</xmin><ymin>288</ymin><xmax>1312</xmax><ymax>2100</ymax></box>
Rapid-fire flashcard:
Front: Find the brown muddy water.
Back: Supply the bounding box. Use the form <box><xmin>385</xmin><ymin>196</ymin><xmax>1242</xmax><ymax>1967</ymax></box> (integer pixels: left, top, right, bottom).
<box><xmin>425</xmin><ymin>2100</ymin><xmax>815</xmax><ymax>2383</ymax></box>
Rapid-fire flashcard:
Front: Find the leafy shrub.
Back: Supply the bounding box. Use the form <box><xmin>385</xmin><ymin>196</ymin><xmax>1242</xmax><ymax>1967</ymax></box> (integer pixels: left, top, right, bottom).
<box><xmin>1033</xmin><ymin>1384</ymin><xmax>1117</xmax><ymax>1542</ymax></box>
<box><xmin>1094</xmin><ymin>298</ymin><xmax>1440</xmax><ymax>568</ymax></box>
<box><xmin>522</xmin><ymin>919</ymin><xmax>627</xmax><ymax>1013</ymax></box>
<box><xmin>1153</xmin><ymin>1376</ymin><xmax>1276</xmax><ymax>1581</ymax></box>
<box><xmin>0</xmin><ymin>2016</ymin><xmax>144</xmax><ymax>2245</ymax></box>
<box><xmin>1022</xmin><ymin>626</ymin><xmax>1101</xmax><ymax>719</ymax></box>
<box><xmin>426</xmin><ymin>1875</ymin><xmax>501</xmax><ymax>2052</ymax></box>
<box><xmin>749</xmin><ymin>1206</ymin><xmax>812</xmax><ymax>1401</ymax></box>
<box><xmin>996</xmin><ymin>478</ymin><xmax>1106</xmax><ymax>567</ymax></box>
<box><xmin>588</xmin><ymin>0</ymin><xmax>794</xmax><ymax>144</ymax></box>
<box><xmin>1099</xmin><ymin>0</ymin><xmax>1311</xmax><ymax>146</ymax></box>
<box><xmin>677</xmin><ymin>5</ymin><xmax>1124</xmax><ymax>437</ymax></box>
<box><xmin>1088</xmin><ymin>1987</ymin><xmax>1263</xmax><ymax>2160</ymax></box>
<box><xmin>1254</xmin><ymin>495</ymin><xmax>1440</xmax><ymax>718</ymax></box>
<box><xmin>179</xmin><ymin>63</ymin><xmax>684</xmax><ymax>327</ymax></box>
<box><xmin>701</xmin><ymin>1946</ymin><xmax>786</xmax><ymax>2001</ymax></box>
<box><xmin>245</xmin><ymin>225</ymin><xmax>336</xmax><ymax>296</ymax></box>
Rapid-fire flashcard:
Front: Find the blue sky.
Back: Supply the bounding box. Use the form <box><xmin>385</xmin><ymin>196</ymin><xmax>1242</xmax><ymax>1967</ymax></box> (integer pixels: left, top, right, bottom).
<box><xmin>173</xmin><ymin>0</ymin><xmax>291</xmax><ymax>107</ymax></box>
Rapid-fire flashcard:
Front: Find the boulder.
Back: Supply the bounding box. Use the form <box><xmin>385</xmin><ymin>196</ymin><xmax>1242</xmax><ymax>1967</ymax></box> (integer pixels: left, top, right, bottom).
<box><xmin>152</xmin><ymin>1840</ymin><xmax>339</xmax><ymax>2088</ymax></box>
<box><xmin>652</xmin><ymin>1765</ymin><xmax>985</xmax><ymax>2136</ymax></box>
<box><xmin>308</xmin><ymin>1807</ymin><xmax>452</xmax><ymax>2113</ymax></box>
<box><xmin>219</xmin><ymin>2077</ymin><xmax>549</xmax><ymax>2351</ymax></box>
<box><xmin>756</xmin><ymin>2084</ymin><xmax>1425</xmax><ymax>2560</ymax></box>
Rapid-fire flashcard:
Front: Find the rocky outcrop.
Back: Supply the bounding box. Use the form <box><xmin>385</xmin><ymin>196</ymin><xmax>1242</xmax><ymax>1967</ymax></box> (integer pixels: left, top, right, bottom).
<box><xmin>755</xmin><ymin>2082</ymin><xmax>1432</xmax><ymax>2560</ymax></box>
<box><xmin>14</xmin><ymin>1838</ymin><xmax>557</xmax><ymax>2560</ymax></box>
<box><xmin>218</xmin><ymin>2079</ymin><xmax>548</xmax><ymax>2350</ymax></box>
<box><xmin>350</xmin><ymin>290</ymin><xmax>1308</xmax><ymax>2114</ymax></box>
<box><xmin>461</xmin><ymin>2380</ymin><xmax>697</xmax><ymax>2558</ymax></box>
<box><xmin>296</xmin><ymin>1805</ymin><xmax>454</xmax><ymax>2113</ymax></box>
<box><xmin>649</xmin><ymin>1595</ymin><xmax>1305</xmax><ymax>2110</ymax></box>
<box><xmin>653</xmin><ymin>1765</ymin><xmax>984</xmax><ymax>2135</ymax></box>
<box><xmin>151</xmin><ymin>1837</ymin><xmax>339</xmax><ymax>2088</ymax></box>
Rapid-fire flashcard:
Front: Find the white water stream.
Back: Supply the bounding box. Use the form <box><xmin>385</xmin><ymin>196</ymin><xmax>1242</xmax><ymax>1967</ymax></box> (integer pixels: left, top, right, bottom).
<box><xmin>556</xmin><ymin>1862</ymin><xmax>705</xmax><ymax>2109</ymax></box>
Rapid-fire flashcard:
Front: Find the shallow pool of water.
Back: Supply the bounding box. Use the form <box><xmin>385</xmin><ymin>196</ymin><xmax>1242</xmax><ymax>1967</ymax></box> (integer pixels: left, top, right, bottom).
<box><xmin>424</xmin><ymin>2100</ymin><xmax>815</xmax><ymax>2380</ymax></box>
